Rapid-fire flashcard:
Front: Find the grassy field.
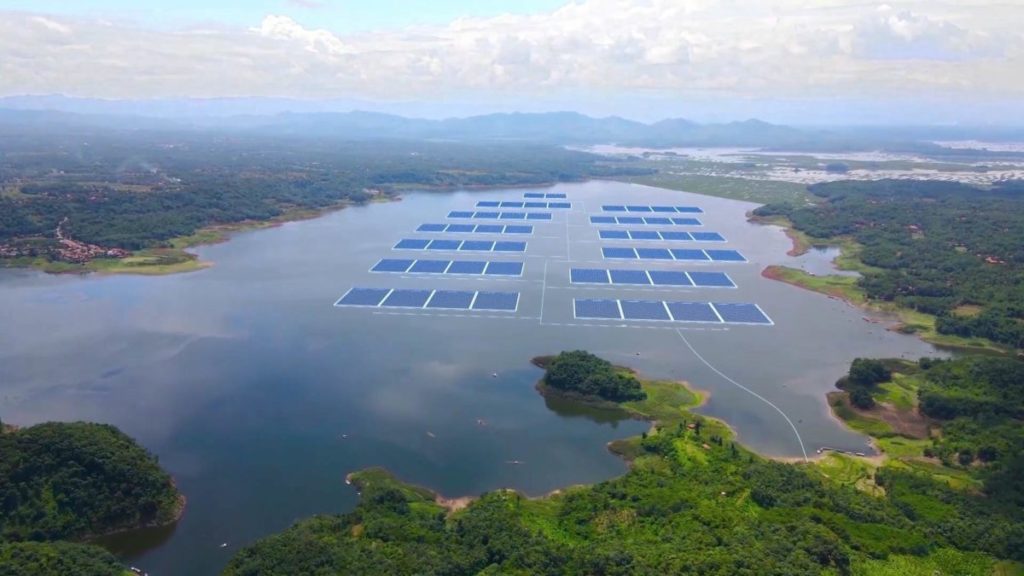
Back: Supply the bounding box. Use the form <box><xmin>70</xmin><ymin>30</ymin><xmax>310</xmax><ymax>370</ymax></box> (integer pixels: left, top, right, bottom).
<box><xmin>611</xmin><ymin>170</ymin><xmax>815</xmax><ymax>205</ymax></box>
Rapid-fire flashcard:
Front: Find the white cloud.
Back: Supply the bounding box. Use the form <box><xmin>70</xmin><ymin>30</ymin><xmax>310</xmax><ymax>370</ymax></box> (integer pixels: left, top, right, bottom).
<box><xmin>0</xmin><ymin>0</ymin><xmax>1020</xmax><ymax>102</ymax></box>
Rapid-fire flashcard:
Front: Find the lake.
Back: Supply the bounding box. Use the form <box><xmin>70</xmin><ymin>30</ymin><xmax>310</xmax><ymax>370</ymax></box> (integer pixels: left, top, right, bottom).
<box><xmin>0</xmin><ymin>181</ymin><xmax>940</xmax><ymax>575</ymax></box>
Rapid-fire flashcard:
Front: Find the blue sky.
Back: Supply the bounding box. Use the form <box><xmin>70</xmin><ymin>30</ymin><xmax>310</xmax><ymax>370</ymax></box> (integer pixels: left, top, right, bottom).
<box><xmin>0</xmin><ymin>0</ymin><xmax>567</xmax><ymax>32</ymax></box>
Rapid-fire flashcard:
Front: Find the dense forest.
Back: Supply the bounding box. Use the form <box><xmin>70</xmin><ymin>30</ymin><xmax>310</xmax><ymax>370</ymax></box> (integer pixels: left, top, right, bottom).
<box><xmin>0</xmin><ymin>421</ymin><xmax>182</xmax><ymax>575</ymax></box>
<box><xmin>537</xmin><ymin>350</ymin><xmax>647</xmax><ymax>402</ymax></box>
<box><xmin>223</xmin><ymin>354</ymin><xmax>1023</xmax><ymax>576</ymax></box>
<box><xmin>754</xmin><ymin>179</ymin><xmax>1024</xmax><ymax>348</ymax></box>
<box><xmin>0</xmin><ymin>126</ymin><xmax>646</xmax><ymax>254</ymax></box>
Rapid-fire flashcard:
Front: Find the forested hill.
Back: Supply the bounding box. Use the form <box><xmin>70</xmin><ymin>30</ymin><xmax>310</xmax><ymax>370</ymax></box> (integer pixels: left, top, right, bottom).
<box><xmin>755</xmin><ymin>179</ymin><xmax>1024</xmax><ymax>348</ymax></box>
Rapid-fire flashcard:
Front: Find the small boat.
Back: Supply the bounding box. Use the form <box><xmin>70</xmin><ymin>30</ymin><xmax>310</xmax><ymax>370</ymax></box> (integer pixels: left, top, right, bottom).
<box><xmin>426</xmin><ymin>431</ymin><xmax>436</xmax><ymax>438</ymax></box>
<box><xmin>220</xmin><ymin>543</ymin><xmax>228</xmax><ymax>548</ymax></box>
<box><xmin>491</xmin><ymin>372</ymin><xmax>498</xmax><ymax>378</ymax></box>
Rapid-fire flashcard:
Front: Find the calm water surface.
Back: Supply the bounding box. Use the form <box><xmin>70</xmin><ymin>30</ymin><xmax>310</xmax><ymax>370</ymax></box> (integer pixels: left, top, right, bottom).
<box><xmin>0</xmin><ymin>181</ymin><xmax>940</xmax><ymax>575</ymax></box>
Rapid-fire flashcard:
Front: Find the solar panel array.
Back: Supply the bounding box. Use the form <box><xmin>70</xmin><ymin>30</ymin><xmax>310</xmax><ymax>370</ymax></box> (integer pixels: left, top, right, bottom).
<box><xmin>570</xmin><ymin>268</ymin><xmax>735</xmax><ymax>288</ymax></box>
<box><xmin>476</xmin><ymin>200</ymin><xmax>571</xmax><ymax>209</ymax></box>
<box><xmin>602</xmin><ymin>247</ymin><xmax>746</xmax><ymax>262</ymax></box>
<box><xmin>394</xmin><ymin>239</ymin><xmax>527</xmax><ymax>252</ymax></box>
<box><xmin>524</xmin><ymin>192</ymin><xmax>566</xmax><ymax>198</ymax></box>
<box><xmin>417</xmin><ymin>223</ymin><xmax>533</xmax><ymax>235</ymax></box>
<box><xmin>337</xmin><ymin>288</ymin><xmax>520</xmax><ymax>311</ymax></box>
<box><xmin>598</xmin><ymin>230</ymin><xmax>725</xmax><ymax>242</ymax></box>
<box><xmin>373</xmin><ymin>259</ymin><xmax>524</xmax><ymax>276</ymax></box>
<box><xmin>449</xmin><ymin>211</ymin><xmax>553</xmax><ymax>220</ymax></box>
<box><xmin>573</xmin><ymin>299</ymin><xmax>771</xmax><ymax>325</ymax></box>
<box><xmin>602</xmin><ymin>205</ymin><xmax>703</xmax><ymax>213</ymax></box>
<box><xmin>590</xmin><ymin>215</ymin><xmax>702</xmax><ymax>226</ymax></box>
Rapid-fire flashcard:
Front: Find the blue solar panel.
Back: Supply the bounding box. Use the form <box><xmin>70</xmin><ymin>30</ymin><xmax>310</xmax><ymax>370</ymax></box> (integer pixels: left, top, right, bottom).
<box><xmin>600</xmin><ymin>230</ymin><xmax>629</xmax><ymax>239</ymax></box>
<box><xmin>526</xmin><ymin>213</ymin><xmax>552</xmax><ymax>220</ymax></box>
<box><xmin>636</xmin><ymin>248</ymin><xmax>673</xmax><ymax>260</ymax></box>
<box><xmin>476</xmin><ymin>211</ymin><xmax>500</xmax><ymax>219</ymax></box>
<box><xmin>336</xmin><ymin>288</ymin><xmax>390</xmax><ymax>307</ymax></box>
<box><xmin>643</xmin><ymin>217</ymin><xmax>673</xmax><ymax>225</ymax></box>
<box><xmin>426</xmin><ymin>290</ymin><xmax>475</xmax><ymax>309</ymax></box>
<box><xmin>524</xmin><ymin>192</ymin><xmax>544</xmax><ymax>198</ymax></box>
<box><xmin>659</xmin><ymin>231</ymin><xmax>692</xmax><ymax>241</ymax></box>
<box><xmin>504</xmin><ymin>225</ymin><xmax>532</xmax><ymax>234</ymax></box>
<box><xmin>484</xmin><ymin>261</ymin><xmax>524</xmax><ymax>276</ymax></box>
<box><xmin>603</xmin><ymin>205</ymin><xmax>626</xmax><ymax>212</ymax></box>
<box><xmin>666</xmin><ymin>302</ymin><xmax>721</xmax><ymax>323</ymax></box>
<box><xmin>626</xmin><ymin>205</ymin><xmax>653</xmax><ymax>212</ymax></box>
<box><xmin>603</xmin><ymin>247</ymin><xmax>637</xmax><ymax>259</ymax></box>
<box><xmin>446</xmin><ymin>224</ymin><xmax>476</xmax><ymax>233</ymax></box>
<box><xmin>446</xmin><ymin>260</ymin><xmax>487</xmax><ymax>274</ymax></box>
<box><xmin>427</xmin><ymin>239</ymin><xmax>462</xmax><ymax>251</ymax></box>
<box><xmin>670</xmin><ymin>248</ymin><xmax>709</xmax><ymax>261</ymax></box>
<box><xmin>591</xmin><ymin>216</ymin><xmax>616</xmax><ymax>224</ymax></box>
<box><xmin>621</xmin><ymin>300</ymin><xmax>671</xmax><ymax>321</ymax></box>
<box><xmin>500</xmin><ymin>201</ymin><xmax>525</xmax><ymax>208</ymax></box>
<box><xmin>395</xmin><ymin>238</ymin><xmax>430</xmax><ymax>250</ymax></box>
<box><xmin>689</xmin><ymin>271</ymin><xmax>735</xmax><ymax>287</ymax></box>
<box><xmin>574</xmin><ymin>299</ymin><xmax>621</xmax><ymax>319</ymax></box>
<box><xmin>610</xmin><ymin>269</ymin><xmax>650</xmax><ymax>285</ymax></box>
<box><xmin>692</xmin><ymin>232</ymin><xmax>725</xmax><ymax>242</ymax></box>
<box><xmin>417</xmin><ymin>224</ymin><xmax>447</xmax><ymax>232</ymax></box>
<box><xmin>713</xmin><ymin>303</ymin><xmax>772</xmax><ymax>324</ymax></box>
<box><xmin>475</xmin><ymin>224</ymin><xmax>504</xmax><ymax>234</ymax></box>
<box><xmin>629</xmin><ymin>230</ymin><xmax>660</xmax><ymax>240</ymax></box>
<box><xmin>460</xmin><ymin>240</ymin><xmax>495</xmax><ymax>251</ymax></box>
<box><xmin>409</xmin><ymin>259</ymin><xmax>450</xmax><ymax>273</ymax></box>
<box><xmin>548</xmin><ymin>193</ymin><xmax>567</xmax><ymax>199</ymax></box>
<box><xmin>570</xmin><ymin>268</ymin><xmax>610</xmax><ymax>284</ymax></box>
<box><xmin>672</xmin><ymin>217</ymin><xmax>702</xmax><ymax>226</ymax></box>
<box><xmin>382</xmin><ymin>289</ymin><xmax>433</xmax><ymax>308</ymax></box>
<box><xmin>372</xmin><ymin>259</ymin><xmax>415</xmax><ymax>273</ymax></box>
<box><xmin>618</xmin><ymin>216</ymin><xmax>644</xmax><ymax>224</ymax></box>
<box><xmin>706</xmin><ymin>249</ymin><xmax>746</xmax><ymax>262</ymax></box>
<box><xmin>477</xmin><ymin>201</ymin><xmax>501</xmax><ymax>207</ymax></box>
<box><xmin>549</xmin><ymin>202</ymin><xmax>571</xmax><ymax>209</ymax></box>
<box><xmin>648</xmin><ymin>270</ymin><xmax>692</xmax><ymax>286</ymax></box>
<box><xmin>472</xmin><ymin>291</ymin><xmax>519</xmax><ymax>311</ymax></box>
<box><xmin>675</xmin><ymin>207</ymin><xmax>703</xmax><ymax>213</ymax></box>
<box><xmin>500</xmin><ymin>212</ymin><xmax>527</xmax><ymax>220</ymax></box>
<box><xmin>449</xmin><ymin>211</ymin><xmax>474</xmax><ymax>218</ymax></box>
<box><xmin>493</xmin><ymin>241</ymin><xmax>527</xmax><ymax>252</ymax></box>
<box><xmin>524</xmin><ymin>201</ymin><xmax>546</xmax><ymax>208</ymax></box>
<box><xmin>651</xmin><ymin>206</ymin><xmax>675</xmax><ymax>213</ymax></box>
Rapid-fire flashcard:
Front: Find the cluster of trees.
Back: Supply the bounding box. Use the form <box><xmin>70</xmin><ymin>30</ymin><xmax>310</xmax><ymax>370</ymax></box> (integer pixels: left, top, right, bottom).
<box><xmin>836</xmin><ymin>358</ymin><xmax>894</xmax><ymax>409</ymax></box>
<box><xmin>541</xmin><ymin>350</ymin><xmax>647</xmax><ymax>402</ymax></box>
<box><xmin>755</xmin><ymin>179</ymin><xmax>1024</xmax><ymax>347</ymax></box>
<box><xmin>0</xmin><ymin>421</ymin><xmax>182</xmax><ymax>575</ymax></box>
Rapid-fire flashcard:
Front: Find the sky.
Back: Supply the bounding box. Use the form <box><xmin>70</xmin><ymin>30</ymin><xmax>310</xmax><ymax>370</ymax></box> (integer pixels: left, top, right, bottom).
<box><xmin>0</xmin><ymin>0</ymin><xmax>1022</xmax><ymax>124</ymax></box>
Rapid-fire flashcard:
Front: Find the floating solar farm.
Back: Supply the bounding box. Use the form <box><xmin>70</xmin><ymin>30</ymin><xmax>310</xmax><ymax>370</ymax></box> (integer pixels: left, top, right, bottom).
<box><xmin>333</xmin><ymin>188</ymin><xmax>774</xmax><ymax>329</ymax></box>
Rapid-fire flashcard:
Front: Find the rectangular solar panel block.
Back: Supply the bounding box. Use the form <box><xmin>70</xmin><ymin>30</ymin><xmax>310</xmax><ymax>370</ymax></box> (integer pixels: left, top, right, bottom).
<box><xmin>629</xmin><ymin>230</ymin><xmax>661</xmax><ymax>240</ymax></box>
<box><xmin>475</xmin><ymin>211</ymin><xmax>500</xmax><ymax>219</ymax></box>
<box><xmin>336</xmin><ymin>288</ymin><xmax>390</xmax><ymax>307</ymax></box>
<box><xmin>643</xmin><ymin>217</ymin><xmax>673</xmax><ymax>225</ymax></box>
<box><xmin>574</xmin><ymin>299</ymin><xmax>622</xmax><ymax>319</ymax></box>
<box><xmin>626</xmin><ymin>205</ymin><xmax>653</xmax><ymax>212</ymax></box>
<box><xmin>500</xmin><ymin>201</ymin><xmax>525</xmax><ymax>208</ymax></box>
<box><xmin>477</xmin><ymin>201</ymin><xmax>501</xmax><ymax>207</ymax></box>
<box><xmin>591</xmin><ymin>216</ymin><xmax>616</xmax><ymax>224</ymax></box>
<box><xmin>603</xmin><ymin>205</ymin><xmax>627</xmax><ymax>212</ymax></box>
<box><xmin>427</xmin><ymin>239</ymin><xmax>462</xmax><ymax>251</ymax></box>
<box><xmin>548</xmin><ymin>193</ymin><xmax>567</xmax><ymax>199</ymax></box>
<box><xmin>448</xmin><ymin>211</ymin><xmax>474</xmax><ymax>218</ymax></box>
<box><xmin>666</xmin><ymin>302</ymin><xmax>721</xmax><ymax>323</ymax></box>
<box><xmin>417</xmin><ymin>223</ymin><xmax>447</xmax><ymax>232</ymax></box>
<box><xmin>524</xmin><ymin>201</ymin><xmax>546</xmax><ymax>208</ymax></box>
<box><xmin>689</xmin><ymin>271</ymin><xmax>735</xmax><ymax>287</ymax></box>
<box><xmin>446</xmin><ymin>224</ymin><xmax>476</xmax><ymax>233</ymax></box>
<box><xmin>670</xmin><ymin>248</ymin><xmax>710</xmax><ymax>261</ymax></box>
<box><xmin>493</xmin><ymin>241</ymin><xmax>527</xmax><ymax>252</ymax></box>
<box><xmin>621</xmin><ymin>300</ymin><xmax>671</xmax><ymax>321</ymax></box>
<box><xmin>460</xmin><ymin>240</ymin><xmax>495</xmax><ymax>251</ymax></box>
<box><xmin>381</xmin><ymin>289</ymin><xmax>434</xmax><ymax>308</ymax></box>
<box><xmin>675</xmin><ymin>207</ymin><xmax>703</xmax><ymax>213</ymax></box>
<box><xmin>499</xmin><ymin>212</ymin><xmax>526</xmax><ymax>220</ymax></box>
<box><xmin>691</xmin><ymin>231</ymin><xmax>725</xmax><ymax>242</ymax></box>
<box><xmin>446</xmin><ymin>260</ymin><xmax>488</xmax><ymax>275</ymax></box>
<box><xmin>395</xmin><ymin>238</ymin><xmax>430</xmax><ymax>250</ymax></box>
<box><xmin>618</xmin><ymin>216</ymin><xmax>644</xmax><ymax>224</ymax></box>
<box><xmin>524</xmin><ymin>192</ymin><xmax>544</xmax><ymax>198</ymax></box>
<box><xmin>599</xmin><ymin>230</ymin><xmax>630</xmax><ymax>239</ymax></box>
<box><xmin>713</xmin><ymin>303</ymin><xmax>772</xmax><ymax>324</ymax></box>
<box><xmin>648</xmin><ymin>270</ymin><xmax>693</xmax><ymax>286</ymax></box>
<box><xmin>651</xmin><ymin>206</ymin><xmax>676</xmax><ymax>213</ymax></box>
<box><xmin>570</xmin><ymin>268</ymin><xmax>610</xmax><ymax>284</ymax></box>
<box><xmin>484</xmin><ymin>261</ymin><xmax>524</xmax><ymax>276</ymax></box>
<box><xmin>549</xmin><ymin>202</ymin><xmax>571</xmax><ymax>209</ymax></box>
<box><xmin>372</xmin><ymin>259</ymin><xmax>415</xmax><ymax>273</ymax></box>
<box><xmin>526</xmin><ymin>212</ymin><xmax>552</xmax><ymax>220</ymax></box>
<box><xmin>603</xmin><ymin>247</ymin><xmax>637</xmax><ymax>259</ymax></box>
<box><xmin>475</xmin><ymin>224</ymin><xmax>504</xmax><ymax>234</ymax></box>
<box><xmin>504</xmin><ymin>225</ymin><xmax>533</xmax><ymax>234</ymax></box>
<box><xmin>659</xmin><ymin>231</ymin><xmax>692</xmax><ymax>241</ymax></box>
<box><xmin>609</xmin><ymin>269</ymin><xmax>651</xmax><ymax>285</ymax></box>
<box><xmin>426</xmin><ymin>290</ymin><xmax>475</xmax><ymax>310</ymax></box>
<box><xmin>472</xmin><ymin>291</ymin><xmax>519</xmax><ymax>311</ymax></box>
<box><xmin>636</xmin><ymin>248</ymin><xmax>673</xmax><ymax>260</ymax></box>
<box><xmin>672</xmin><ymin>217</ymin><xmax>702</xmax><ymax>226</ymax></box>
<box><xmin>706</xmin><ymin>249</ymin><xmax>746</xmax><ymax>262</ymax></box>
<box><xmin>409</xmin><ymin>259</ymin><xmax>450</xmax><ymax>274</ymax></box>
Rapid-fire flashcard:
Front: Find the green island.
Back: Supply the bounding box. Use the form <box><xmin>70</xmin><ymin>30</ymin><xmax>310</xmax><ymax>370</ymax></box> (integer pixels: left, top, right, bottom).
<box><xmin>0</xmin><ymin>420</ymin><xmax>183</xmax><ymax>575</ymax></box>
<box><xmin>222</xmin><ymin>351</ymin><xmax>1024</xmax><ymax>576</ymax></box>
<box><xmin>751</xmin><ymin>179</ymin><xmax>1024</xmax><ymax>352</ymax></box>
